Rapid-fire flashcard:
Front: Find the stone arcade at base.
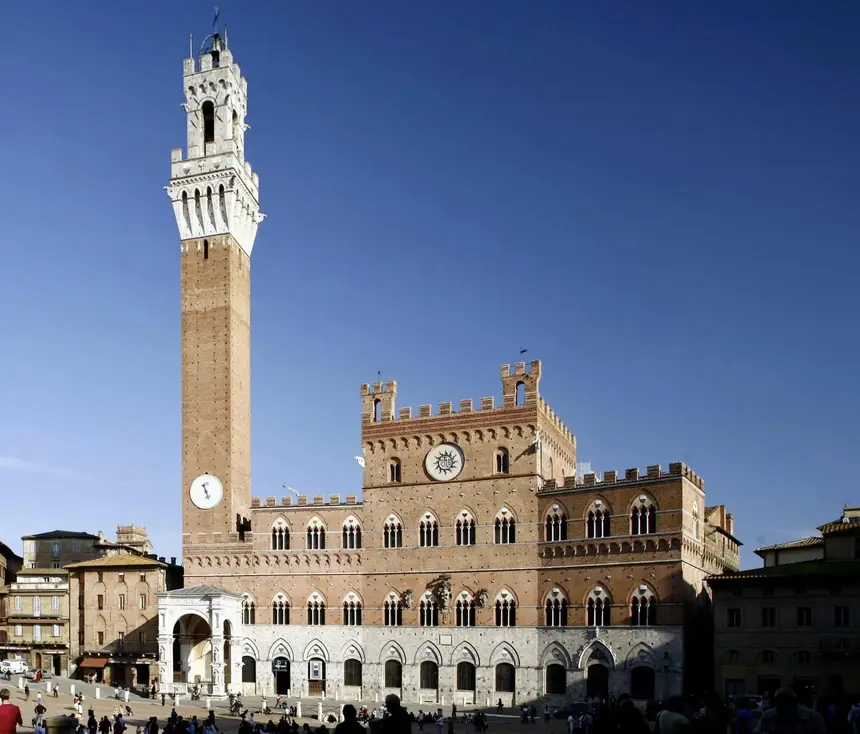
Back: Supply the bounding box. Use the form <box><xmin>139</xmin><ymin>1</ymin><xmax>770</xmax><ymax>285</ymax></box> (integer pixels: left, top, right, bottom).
<box><xmin>158</xmin><ymin>585</ymin><xmax>682</xmax><ymax>704</ymax></box>
<box><xmin>160</xmin><ymin>30</ymin><xmax>742</xmax><ymax>704</ymax></box>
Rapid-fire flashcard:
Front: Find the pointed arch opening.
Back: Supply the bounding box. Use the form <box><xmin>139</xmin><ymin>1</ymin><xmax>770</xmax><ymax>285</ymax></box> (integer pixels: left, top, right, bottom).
<box><xmin>456</xmin><ymin>591</ymin><xmax>476</xmax><ymax>627</ymax></box>
<box><xmin>201</xmin><ymin>101</ymin><xmax>215</xmax><ymax>145</ymax></box>
<box><xmin>383</xmin><ymin>513</ymin><xmax>403</xmax><ymax>548</ymax></box>
<box><xmin>306</xmin><ymin>592</ymin><xmax>326</xmax><ymax>626</ymax></box>
<box><xmin>419</xmin><ymin>512</ymin><xmax>439</xmax><ymax>548</ymax></box>
<box><xmin>342</xmin><ymin>515</ymin><xmax>362</xmax><ymax>549</ymax></box>
<box><xmin>544</xmin><ymin>587</ymin><xmax>569</xmax><ymax>627</ymax></box>
<box><xmin>586</xmin><ymin>499</ymin><xmax>612</xmax><ymax>539</ymax></box>
<box><xmin>241</xmin><ymin>595</ymin><xmax>256</xmax><ymax>625</ymax></box>
<box><xmin>420</xmin><ymin>591</ymin><xmax>439</xmax><ymax>627</ymax></box>
<box><xmin>270</xmin><ymin>518</ymin><xmax>290</xmax><ymax>551</ymax></box>
<box><xmin>271</xmin><ymin>593</ymin><xmax>291</xmax><ymax>625</ymax></box>
<box><xmin>630</xmin><ymin>585</ymin><xmax>657</xmax><ymax>626</ymax></box>
<box><xmin>495</xmin><ymin>589</ymin><xmax>516</xmax><ymax>627</ymax></box>
<box><xmin>494</xmin><ymin>508</ymin><xmax>516</xmax><ymax>544</ymax></box>
<box><xmin>384</xmin><ymin>592</ymin><xmax>403</xmax><ymax>627</ymax></box>
<box><xmin>456</xmin><ymin>510</ymin><xmax>476</xmax><ymax>546</ymax></box>
<box><xmin>342</xmin><ymin>592</ymin><xmax>362</xmax><ymax>626</ymax></box>
<box><xmin>306</xmin><ymin>517</ymin><xmax>326</xmax><ymax>550</ymax></box>
<box><xmin>631</xmin><ymin>495</ymin><xmax>658</xmax><ymax>535</ymax></box>
<box><xmin>587</xmin><ymin>586</ymin><xmax>611</xmax><ymax>627</ymax></box>
<box><xmin>545</xmin><ymin>506</ymin><xmax>568</xmax><ymax>541</ymax></box>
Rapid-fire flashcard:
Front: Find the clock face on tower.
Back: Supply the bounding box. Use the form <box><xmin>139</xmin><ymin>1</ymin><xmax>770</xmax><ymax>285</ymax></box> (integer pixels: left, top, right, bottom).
<box><xmin>189</xmin><ymin>473</ymin><xmax>224</xmax><ymax>510</ymax></box>
<box><xmin>424</xmin><ymin>443</ymin><xmax>465</xmax><ymax>481</ymax></box>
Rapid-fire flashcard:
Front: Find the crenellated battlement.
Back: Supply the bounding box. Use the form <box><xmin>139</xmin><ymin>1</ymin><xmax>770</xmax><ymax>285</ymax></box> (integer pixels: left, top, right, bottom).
<box><xmin>250</xmin><ymin>494</ymin><xmax>361</xmax><ymax>510</ymax></box>
<box><xmin>359</xmin><ymin>360</ymin><xmax>572</xmax><ymax>440</ymax></box>
<box><xmin>540</xmin><ymin>461</ymin><xmax>705</xmax><ymax>493</ymax></box>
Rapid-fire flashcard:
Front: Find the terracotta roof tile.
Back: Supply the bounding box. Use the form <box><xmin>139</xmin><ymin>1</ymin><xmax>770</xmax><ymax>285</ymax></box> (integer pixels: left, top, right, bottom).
<box><xmin>64</xmin><ymin>554</ymin><xmax>169</xmax><ymax>569</ymax></box>
<box><xmin>754</xmin><ymin>537</ymin><xmax>824</xmax><ymax>553</ymax></box>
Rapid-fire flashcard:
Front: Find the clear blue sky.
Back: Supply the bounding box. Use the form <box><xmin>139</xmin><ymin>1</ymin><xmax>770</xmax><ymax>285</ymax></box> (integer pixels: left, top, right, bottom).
<box><xmin>2</xmin><ymin>1</ymin><xmax>858</xmax><ymax>567</ymax></box>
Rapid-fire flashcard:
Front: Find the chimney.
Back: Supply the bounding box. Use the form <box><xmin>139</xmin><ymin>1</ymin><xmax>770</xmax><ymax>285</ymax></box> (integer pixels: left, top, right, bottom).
<box><xmin>170</xmin><ymin>557</ymin><xmax>176</xmax><ymax>566</ymax></box>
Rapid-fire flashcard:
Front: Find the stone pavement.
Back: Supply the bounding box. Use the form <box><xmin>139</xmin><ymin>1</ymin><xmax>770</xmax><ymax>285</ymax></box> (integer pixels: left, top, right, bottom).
<box><xmin>1</xmin><ymin>678</ymin><xmax>569</xmax><ymax>734</ymax></box>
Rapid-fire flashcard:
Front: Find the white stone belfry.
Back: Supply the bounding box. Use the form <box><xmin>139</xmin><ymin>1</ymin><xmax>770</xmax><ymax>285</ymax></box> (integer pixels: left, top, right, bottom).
<box><xmin>166</xmin><ymin>33</ymin><xmax>264</xmax><ymax>256</ymax></box>
<box><xmin>157</xmin><ymin>585</ymin><xmax>244</xmax><ymax>697</ymax></box>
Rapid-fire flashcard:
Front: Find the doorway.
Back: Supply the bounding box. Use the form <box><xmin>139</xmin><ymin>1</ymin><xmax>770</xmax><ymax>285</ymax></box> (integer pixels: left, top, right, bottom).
<box><xmin>308</xmin><ymin>659</ymin><xmax>325</xmax><ymax>696</ymax></box>
<box><xmin>273</xmin><ymin>658</ymin><xmax>290</xmax><ymax>695</ymax></box>
<box><xmin>586</xmin><ymin>664</ymin><xmax>609</xmax><ymax>702</ymax></box>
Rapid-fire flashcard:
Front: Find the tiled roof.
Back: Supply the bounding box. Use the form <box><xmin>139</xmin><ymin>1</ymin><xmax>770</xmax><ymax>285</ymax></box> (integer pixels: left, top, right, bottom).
<box><xmin>64</xmin><ymin>554</ymin><xmax>170</xmax><ymax>569</ymax></box>
<box><xmin>16</xmin><ymin>567</ymin><xmax>69</xmax><ymax>575</ymax></box>
<box><xmin>707</xmin><ymin>559</ymin><xmax>860</xmax><ymax>582</ymax></box>
<box><xmin>818</xmin><ymin>519</ymin><xmax>860</xmax><ymax>535</ymax></box>
<box><xmin>21</xmin><ymin>530</ymin><xmax>98</xmax><ymax>540</ymax></box>
<box><xmin>755</xmin><ymin>537</ymin><xmax>824</xmax><ymax>553</ymax></box>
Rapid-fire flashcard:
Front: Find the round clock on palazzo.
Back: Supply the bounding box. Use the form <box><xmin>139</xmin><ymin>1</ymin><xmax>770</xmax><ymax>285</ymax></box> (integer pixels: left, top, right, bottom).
<box><xmin>189</xmin><ymin>473</ymin><xmax>224</xmax><ymax>510</ymax></box>
<box><xmin>424</xmin><ymin>443</ymin><xmax>465</xmax><ymax>481</ymax></box>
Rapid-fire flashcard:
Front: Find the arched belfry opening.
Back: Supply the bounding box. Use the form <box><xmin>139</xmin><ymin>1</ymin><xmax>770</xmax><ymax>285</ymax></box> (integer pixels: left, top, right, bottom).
<box><xmin>202</xmin><ymin>101</ymin><xmax>215</xmax><ymax>145</ymax></box>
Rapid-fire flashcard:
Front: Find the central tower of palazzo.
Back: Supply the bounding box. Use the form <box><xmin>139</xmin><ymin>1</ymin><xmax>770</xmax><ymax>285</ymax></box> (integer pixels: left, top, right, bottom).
<box><xmin>167</xmin><ymin>33</ymin><xmax>264</xmax><ymax>546</ymax></box>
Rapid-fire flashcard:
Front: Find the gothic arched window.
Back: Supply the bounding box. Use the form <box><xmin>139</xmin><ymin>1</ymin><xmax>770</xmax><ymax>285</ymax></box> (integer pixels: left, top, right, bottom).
<box><xmin>419</xmin><ymin>593</ymin><xmax>439</xmax><ymax>627</ymax></box>
<box><xmin>544</xmin><ymin>590</ymin><xmax>568</xmax><ymax>627</ymax></box>
<box><xmin>383</xmin><ymin>515</ymin><xmax>403</xmax><ymax>549</ymax></box>
<box><xmin>586</xmin><ymin>587</ymin><xmax>611</xmax><ymax>627</ymax></box>
<box><xmin>456</xmin><ymin>592</ymin><xmax>476</xmax><ymax>627</ymax></box>
<box><xmin>202</xmin><ymin>101</ymin><xmax>215</xmax><ymax>145</ymax></box>
<box><xmin>494</xmin><ymin>591</ymin><xmax>516</xmax><ymax>627</ymax></box>
<box><xmin>456</xmin><ymin>511</ymin><xmax>476</xmax><ymax>546</ymax></box>
<box><xmin>545</xmin><ymin>509</ymin><xmax>567</xmax><ymax>541</ymax></box>
<box><xmin>419</xmin><ymin>513</ymin><xmax>439</xmax><ymax>548</ymax></box>
<box><xmin>631</xmin><ymin>587</ymin><xmax>657</xmax><ymax>626</ymax></box>
<box><xmin>342</xmin><ymin>516</ymin><xmax>362</xmax><ymax>549</ymax></box>
<box><xmin>631</xmin><ymin>498</ymin><xmax>658</xmax><ymax>535</ymax></box>
<box><xmin>494</xmin><ymin>509</ymin><xmax>516</xmax><ymax>544</ymax></box>
<box><xmin>586</xmin><ymin>502</ymin><xmax>612</xmax><ymax>539</ymax></box>
<box><xmin>384</xmin><ymin>593</ymin><xmax>403</xmax><ymax>627</ymax></box>
<box><xmin>306</xmin><ymin>518</ymin><xmax>326</xmax><ymax>550</ymax></box>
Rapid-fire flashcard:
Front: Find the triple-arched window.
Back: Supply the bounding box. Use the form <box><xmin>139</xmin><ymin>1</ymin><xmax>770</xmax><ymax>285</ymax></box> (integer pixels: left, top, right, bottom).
<box><xmin>631</xmin><ymin>498</ymin><xmax>657</xmax><ymax>535</ymax></box>
<box><xmin>419</xmin><ymin>513</ymin><xmax>439</xmax><ymax>547</ymax></box>
<box><xmin>587</xmin><ymin>587</ymin><xmax>611</xmax><ymax>627</ymax></box>
<box><xmin>271</xmin><ymin>521</ymin><xmax>290</xmax><ymax>550</ymax></box>
<box><xmin>383</xmin><ymin>515</ymin><xmax>403</xmax><ymax>548</ymax></box>
<box><xmin>586</xmin><ymin>502</ymin><xmax>611</xmax><ymax>539</ymax></box>
<box><xmin>456</xmin><ymin>511</ymin><xmax>476</xmax><ymax>546</ymax></box>
<box><xmin>271</xmin><ymin>595</ymin><xmax>290</xmax><ymax>625</ymax></box>
<box><xmin>343</xmin><ymin>594</ymin><xmax>362</xmax><ymax>626</ymax></box>
<box><xmin>495</xmin><ymin>590</ymin><xmax>516</xmax><ymax>627</ymax></box>
<box><xmin>631</xmin><ymin>587</ymin><xmax>657</xmax><ymax>625</ymax></box>
<box><xmin>456</xmin><ymin>592</ymin><xmax>476</xmax><ymax>627</ymax></box>
<box><xmin>494</xmin><ymin>509</ymin><xmax>516</xmax><ymax>544</ymax></box>
<box><xmin>306</xmin><ymin>594</ymin><xmax>326</xmax><ymax>626</ymax></box>
<box><xmin>545</xmin><ymin>509</ymin><xmax>568</xmax><ymax>541</ymax></box>
<box><xmin>307</xmin><ymin>517</ymin><xmax>326</xmax><ymax>550</ymax></box>
<box><xmin>419</xmin><ymin>592</ymin><xmax>439</xmax><ymax>627</ymax></box>
<box><xmin>384</xmin><ymin>593</ymin><xmax>403</xmax><ymax>627</ymax></box>
<box><xmin>342</xmin><ymin>516</ymin><xmax>362</xmax><ymax>549</ymax></box>
<box><xmin>545</xmin><ymin>590</ymin><xmax>568</xmax><ymax>627</ymax></box>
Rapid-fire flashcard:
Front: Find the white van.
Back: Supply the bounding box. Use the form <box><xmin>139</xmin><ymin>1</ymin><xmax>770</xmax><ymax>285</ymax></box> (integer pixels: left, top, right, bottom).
<box><xmin>0</xmin><ymin>659</ymin><xmax>29</xmax><ymax>675</ymax></box>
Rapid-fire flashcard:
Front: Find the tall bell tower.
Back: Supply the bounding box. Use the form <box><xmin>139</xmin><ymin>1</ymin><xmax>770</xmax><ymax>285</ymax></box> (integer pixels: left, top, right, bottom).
<box><xmin>167</xmin><ymin>32</ymin><xmax>264</xmax><ymax>545</ymax></box>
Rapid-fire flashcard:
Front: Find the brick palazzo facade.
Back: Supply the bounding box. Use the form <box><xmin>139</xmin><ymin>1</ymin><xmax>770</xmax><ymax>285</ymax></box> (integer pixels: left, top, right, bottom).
<box><xmin>157</xmin><ymin>31</ymin><xmax>741</xmax><ymax>705</ymax></box>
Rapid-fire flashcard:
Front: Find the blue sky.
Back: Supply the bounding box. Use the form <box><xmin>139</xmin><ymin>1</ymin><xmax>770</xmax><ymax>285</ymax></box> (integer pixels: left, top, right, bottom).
<box><xmin>2</xmin><ymin>2</ymin><xmax>858</xmax><ymax>567</ymax></box>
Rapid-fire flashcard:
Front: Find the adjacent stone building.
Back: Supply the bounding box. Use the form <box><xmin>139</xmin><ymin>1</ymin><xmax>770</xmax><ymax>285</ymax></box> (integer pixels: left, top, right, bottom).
<box><xmin>67</xmin><ymin>553</ymin><xmax>183</xmax><ymax>687</ymax></box>
<box><xmin>0</xmin><ymin>527</ymin><xmax>181</xmax><ymax>680</ymax></box>
<box><xmin>708</xmin><ymin>506</ymin><xmax>860</xmax><ymax>702</ymax></box>
<box><xmin>158</xmin><ymin>30</ymin><xmax>741</xmax><ymax>705</ymax></box>
<box><xmin>1</xmin><ymin>567</ymin><xmax>71</xmax><ymax>675</ymax></box>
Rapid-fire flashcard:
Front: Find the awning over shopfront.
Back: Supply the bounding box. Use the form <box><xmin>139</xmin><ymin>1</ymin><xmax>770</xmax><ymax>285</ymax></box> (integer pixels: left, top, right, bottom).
<box><xmin>78</xmin><ymin>657</ymin><xmax>110</xmax><ymax>669</ymax></box>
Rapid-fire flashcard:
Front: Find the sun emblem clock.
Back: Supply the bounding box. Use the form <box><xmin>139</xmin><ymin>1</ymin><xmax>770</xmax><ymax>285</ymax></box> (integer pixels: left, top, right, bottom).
<box><xmin>189</xmin><ymin>473</ymin><xmax>224</xmax><ymax>510</ymax></box>
<box><xmin>424</xmin><ymin>443</ymin><xmax>465</xmax><ymax>481</ymax></box>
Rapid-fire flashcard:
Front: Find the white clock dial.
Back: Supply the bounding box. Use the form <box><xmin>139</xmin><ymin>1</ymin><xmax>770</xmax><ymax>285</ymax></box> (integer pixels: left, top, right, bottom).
<box><xmin>424</xmin><ymin>443</ymin><xmax>465</xmax><ymax>481</ymax></box>
<box><xmin>189</xmin><ymin>474</ymin><xmax>224</xmax><ymax>510</ymax></box>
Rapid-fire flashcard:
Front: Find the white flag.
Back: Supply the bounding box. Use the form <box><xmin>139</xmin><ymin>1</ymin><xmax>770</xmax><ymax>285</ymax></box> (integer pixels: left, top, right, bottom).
<box><xmin>354</xmin><ymin>456</ymin><xmax>365</xmax><ymax>469</ymax></box>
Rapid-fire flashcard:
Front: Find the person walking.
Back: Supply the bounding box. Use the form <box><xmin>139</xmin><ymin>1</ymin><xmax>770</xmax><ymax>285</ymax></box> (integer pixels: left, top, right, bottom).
<box><xmin>335</xmin><ymin>705</ymin><xmax>365</xmax><ymax>734</ymax></box>
<box><xmin>0</xmin><ymin>688</ymin><xmax>24</xmax><ymax>734</ymax></box>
